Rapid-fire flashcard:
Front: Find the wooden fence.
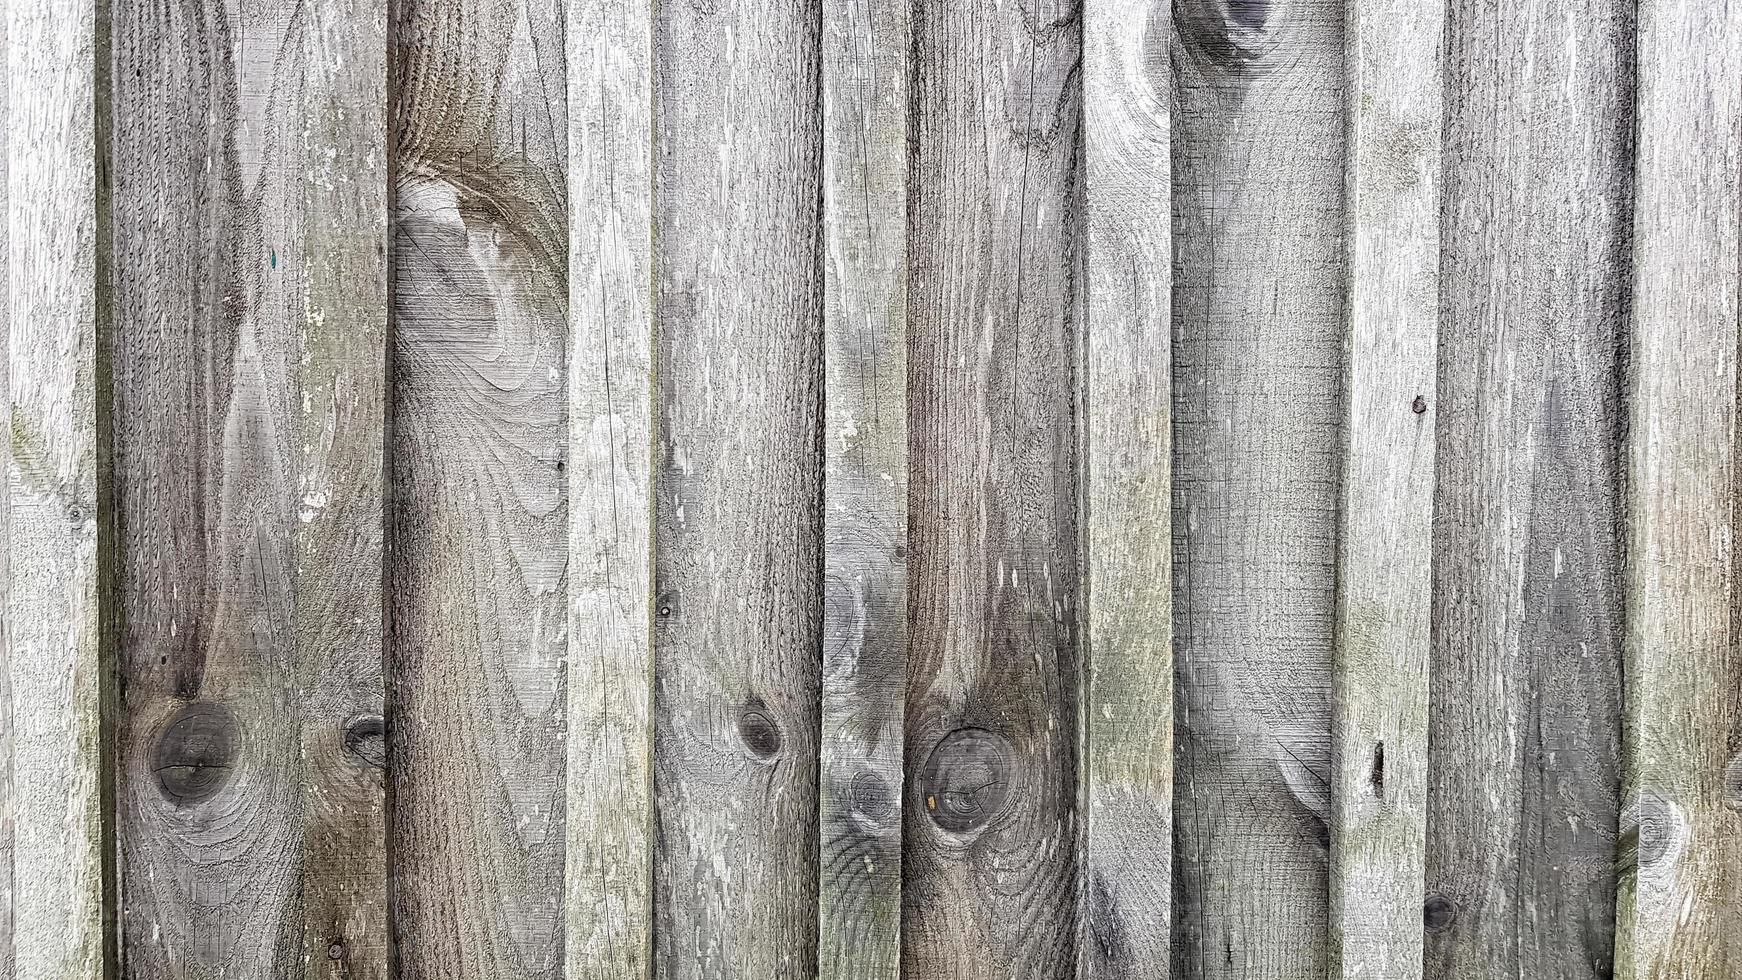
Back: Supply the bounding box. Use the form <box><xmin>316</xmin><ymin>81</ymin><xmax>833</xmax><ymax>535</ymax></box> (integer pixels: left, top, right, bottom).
<box><xmin>3</xmin><ymin>0</ymin><xmax>1739</xmax><ymax>976</ymax></box>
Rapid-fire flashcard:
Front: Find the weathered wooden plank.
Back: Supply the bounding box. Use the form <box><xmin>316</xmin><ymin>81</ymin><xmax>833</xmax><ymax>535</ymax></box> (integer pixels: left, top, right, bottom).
<box><xmin>1328</xmin><ymin>0</ymin><xmax>1441</xmax><ymax>972</ymax></box>
<box><xmin>1617</xmin><ymin>0</ymin><xmax>1742</xmax><ymax>973</ymax></box>
<box><xmin>0</xmin><ymin>8</ymin><xmax>14</xmax><ymax>973</ymax></box>
<box><xmin>390</xmin><ymin>0</ymin><xmax>568</xmax><ymax>973</ymax></box>
<box><xmin>1424</xmin><ymin>0</ymin><xmax>1631</xmax><ymax>973</ymax></box>
<box><xmin>565</xmin><ymin>0</ymin><xmax>653</xmax><ymax>976</ymax></box>
<box><xmin>1169</xmin><ymin>0</ymin><xmax>1343</xmax><ymax>973</ymax></box>
<box><xmin>109</xmin><ymin>0</ymin><xmax>389</xmax><ymax>971</ymax></box>
<box><xmin>650</xmin><ymin>2</ymin><xmax>823</xmax><ymax>976</ymax></box>
<box><xmin>903</xmin><ymin>2</ymin><xmax>1080</xmax><ymax>975</ymax></box>
<box><xmin>1080</xmin><ymin>1</ymin><xmax>1171</xmax><ymax>976</ymax></box>
<box><xmin>818</xmin><ymin>0</ymin><xmax>907</xmax><ymax>976</ymax></box>
<box><xmin>7</xmin><ymin>0</ymin><xmax>108</xmax><ymax>969</ymax></box>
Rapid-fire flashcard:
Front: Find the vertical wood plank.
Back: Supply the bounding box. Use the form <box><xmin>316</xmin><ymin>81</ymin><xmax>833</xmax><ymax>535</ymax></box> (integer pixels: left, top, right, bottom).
<box><xmin>566</xmin><ymin>0</ymin><xmax>653</xmax><ymax>976</ymax></box>
<box><xmin>1619</xmin><ymin>0</ymin><xmax>1742</xmax><ymax>972</ymax></box>
<box><xmin>1080</xmin><ymin>1</ymin><xmax>1171</xmax><ymax>976</ymax></box>
<box><xmin>1328</xmin><ymin>0</ymin><xmax>1441</xmax><ymax>972</ymax></box>
<box><xmin>0</xmin><ymin>7</ymin><xmax>13</xmax><ymax>971</ymax></box>
<box><xmin>903</xmin><ymin>1</ymin><xmax>1080</xmax><ymax>976</ymax></box>
<box><xmin>818</xmin><ymin>0</ymin><xmax>907</xmax><ymax>976</ymax></box>
<box><xmin>7</xmin><ymin>0</ymin><xmax>108</xmax><ymax>969</ymax></box>
<box><xmin>109</xmin><ymin>0</ymin><xmax>389</xmax><ymax>971</ymax></box>
<box><xmin>389</xmin><ymin>0</ymin><xmax>569</xmax><ymax>972</ymax></box>
<box><xmin>650</xmin><ymin>2</ymin><xmax>823</xmax><ymax>976</ymax></box>
<box><xmin>1169</xmin><ymin>0</ymin><xmax>1343</xmax><ymax>973</ymax></box>
<box><xmin>1425</xmin><ymin>0</ymin><xmax>1631</xmax><ymax>973</ymax></box>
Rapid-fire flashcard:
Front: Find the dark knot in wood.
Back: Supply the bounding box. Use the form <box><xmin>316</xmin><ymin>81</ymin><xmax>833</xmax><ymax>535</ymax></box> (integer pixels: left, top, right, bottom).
<box><xmin>344</xmin><ymin>714</ymin><xmax>388</xmax><ymax>769</ymax></box>
<box><xmin>1411</xmin><ymin>395</ymin><xmax>1428</xmax><ymax>414</ymax></box>
<box><xmin>152</xmin><ymin>701</ymin><xmax>240</xmax><ymax>805</ymax></box>
<box><xmin>1423</xmin><ymin>894</ymin><xmax>1457</xmax><ymax>932</ymax></box>
<box><xmin>738</xmin><ymin>702</ymin><xmax>782</xmax><ymax>759</ymax></box>
<box><xmin>849</xmin><ymin>771</ymin><xmax>894</xmax><ymax>823</ymax></box>
<box><xmin>919</xmin><ymin>727</ymin><xmax>1013</xmax><ymax>834</ymax></box>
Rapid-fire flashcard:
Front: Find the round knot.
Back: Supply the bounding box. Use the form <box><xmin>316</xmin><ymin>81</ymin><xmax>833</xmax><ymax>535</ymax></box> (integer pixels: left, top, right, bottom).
<box><xmin>153</xmin><ymin>702</ymin><xmax>241</xmax><ymax>805</ymax></box>
<box><xmin>919</xmin><ymin>727</ymin><xmax>1014</xmax><ymax>834</ymax></box>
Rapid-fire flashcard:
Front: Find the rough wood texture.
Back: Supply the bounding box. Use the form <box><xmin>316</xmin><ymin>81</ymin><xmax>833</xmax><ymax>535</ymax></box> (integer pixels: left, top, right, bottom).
<box><xmin>109</xmin><ymin>0</ymin><xmax>389</xmax><ymax>972</ymax></box>
<box><xmin>1328</xmin><ymin>0</ymin><xmax>1440</xmax><ymax>972</ymax></box>
<box><xmin>903</xmin><ymin>2</ymin><xmax>1080</xmax><ymax>976</ymax></box>
<box><xmin>566</xmin><ymin>0</ymin><xmax>653</xmax><ymax>976</ymax></box>
<box><xmin>818</xmin><ymin>0</ymin><xmax>908</xmax><ymax>977</ymax></box>
<box><xmin>1169</xmin><ymin>0</ymin><xmax>1343</xmax><ymax>973</ymax></box>
<box><xmin>651</xmin><ymin>2</ymin><xmax>823</xmax><ymax>976</ymax></box>
<box><xmin>1618</xmin><ymin>0</ymin><xmax>1742</xmax><ymax>973</ymax></box>
<box><xmin>7</xmin><ymin>0</ymin><xmax>108</xmax><ymax>970</ymax></box>
<box><xmin>0</xmin><ymin>8</ymin><xmax>13</xmax><ymax>971</ymax></box>
<box><xmin>1425</xmin><ymin>0</ymin><xmax>1631</xmax><ymax>973</ymax></box>
<box><xmin>1081</xmin><ymin>1</ymin><xmax>1171</xmax><ymax>976</ymax></box>
<box><xmin>390</xmin><ymin>0</ymin><xmax>569</xmax><ymax>973</ymax></box>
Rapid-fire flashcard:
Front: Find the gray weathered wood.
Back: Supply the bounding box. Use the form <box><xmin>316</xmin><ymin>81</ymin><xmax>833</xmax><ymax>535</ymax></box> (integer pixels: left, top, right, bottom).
<box><xmin>109</xmin><ymin>0</ymin><xmax>390</xmax><ymax>972</ymax></box>
<box><xmin>566</xmin><ymin>0</ymin><xmax>654</xmax><ymax>976</ymax></box>
<box><xmin>1617</xmin><ymin>0</ymin><xmax>1742</xmax><ymax>973</ymax></box>
<box><xmin>1169</xmin><ymin>0</ymin><xmax>1343</xmax><ymax>973</ymax></box>
<box><xmin>651</xmin><ymin>2</ymin><xmax>823</xmax><ymax>976</ymax></box>
<box><xmin>1425</xmin><ymin>0</ymin><xmax>1630</xmax><ymax>973</ymax></box>
<box><xmin>903</xmin><ymin>2</ymin><xmax>1080</xmax><ymax>975</ymax></box>
<box><xmin>818</xmin><ymin>0</ymin><xmax>908</xmax><ymax>977</ymax></box>
<box><xmin>1080</xmin><ymin>1</ymin><xmax>1171</xmax><ymax>976</ymax></box>
<box><xmin>7</xmin><ymin>0</ymin><xmax>107</xmax><ymax>970</ymax></box>
<box><xmin>390</xmin><ymin>0</ymin><xmax>569</xmax><ymax>972</ymax></box>
<box><xmin>0</xmin><ymin>7</ymin><xmax>13</xmax><ymax>971</ymax></box>
<box><xmin>1328</xmin><ymin>0</ymin><xmax>1441</xmax><ymax>972</ymax></box>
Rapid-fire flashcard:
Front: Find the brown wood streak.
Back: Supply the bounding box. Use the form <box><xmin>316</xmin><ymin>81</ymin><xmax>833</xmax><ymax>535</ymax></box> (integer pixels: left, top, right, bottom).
<box><xmin>1169</xmin><ymin>0</ymin><xmax>1343</xmax><ymax>974</ymax></box>
<box><xmin>902</xmin><ymin>1</ymin><xmax>1081</xmax><ymax>976</ymax></box>
<box><xmin>389</xmin><ymin>0</ymin><xmax>569</xmax><ymax>974</ymax></box>
<box><xmin>650</xmin><ymin>1</ymin><xmax>823</xmax><ymax>977</ymax></box>
<box><xmin>1425</xmin><ymin>0</ymin><xmax>1630</xmax><ymax>974</ymax></box>
<box><xmin>110</xmin><ymin>0</ymin><xmax>388</xmax><ymax>974</ymax></box>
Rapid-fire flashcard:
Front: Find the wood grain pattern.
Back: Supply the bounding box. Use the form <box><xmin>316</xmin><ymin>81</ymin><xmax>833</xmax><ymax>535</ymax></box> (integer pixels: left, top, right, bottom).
<box><xmin>1169</xmin><ymin>0</ymin><xmax>1343</xmax><ymax>973</ymax></box>
<box><xmin>0</xmin><ymin>7</ymin><xmax>13</xmax><ymax>971</ymax></box>
<box><xmin>566</xmin><ymin>0</ymin><xmax>654</xmax><ymax>976</ymax></box>
<box><xmin>651</xmin><ymin>2</ymin><xmax>823</xmax><ymax>976</ymax></box>
<box><xmin>1328</xmin><ymin>0</ymin><xmax>1440</xmax><ymax>972</ymax></box>
<box><xmin>903</xmin><ymin>1</ymin><xmax>1080</xmax><ymax>976</ymax></box>
<box><xmin>818</xmin><ymin>0</ymin><xmax>908</xmax><ymax>976</ymax></box>
<box><xmin>1081</xmin><ymin>1</ymin><xmax>1171</xmax><ymax>976</ymax></box>
<box><xmin>1425</xmin><ymin>0</ymin><xmax>1631</xmax><ymax>973</ymax></box>
<box><xmin>7</xmin><ymin>0</ymin><xmax>108</xmax><ymax>970</ymax></box>
<box><xmin>1618</xmin><ymin>0</ymin><xmax>1742</xmax><ymax>973</ymax></box>
<box><xmin>109</xmin><ymin>0</ymin><xmax>389</xmax><ymax>972</ymax></box>
<box><xmin>389</xmin><ymin>0</ymin><xmax>568</xmax><ymax>973</ymax></box>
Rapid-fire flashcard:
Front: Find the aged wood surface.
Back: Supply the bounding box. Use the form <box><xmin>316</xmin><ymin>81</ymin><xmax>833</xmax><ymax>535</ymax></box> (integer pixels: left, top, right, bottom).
<box><xmin>390</xmin><ymin>0</ymin><xmax>568</xmax><ymax>973</ymax></box>
<box><xmin>1426</xmin><ymin>0</ymin><xmax>1631</xmax><ymax>973</ymax></box>
<box><xmin>0</xmin><ymin>9</ymin><xmax>13</xmax><ymax>973</ymax></box>
<box><xmin>651</xmin><ymin>2</ymin><xmax>823</xmax><ymax>977</ymax></box>
<box><xmin>818</xmin><ymin>0</ymin><xmax>908</xmax><ymax>976</ymax></box>
<box><xmin>1081</xmin><ymin>0</ymin><xmax>1171</xmax><ymax>976</ymax></box>
<box><xmin>109</xmin><ymin>0</ymin><xmax>389</xmax><ymax>972</ymax></box>
<box><xmin>7</xmin><ymin>0</ymin><xmax>108</xmax><ymax>970</ymax></box>
<box><xmin>566</xmin><ymin>0</ymin><xmax>653</xmax><ymax>977</ymax></box>
<box><xmin>1618</xmin><ymin>0</ymin><xmax>1742</xmax><ymax>973</ymax></box>
<box><xmin>1328</xmin><ymin>0</ymin><xmax>1440</xmax><ymax>972</ymax></box>
<box><xmin>1169</xmin><ymin>0</ymin><xmax>1343</xmax><ymax>973</ymax></box>
<box><xmin>903</xmin><ymin>1</ymin><xmax>1081</xmax><ymax>976</ymax></box>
